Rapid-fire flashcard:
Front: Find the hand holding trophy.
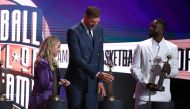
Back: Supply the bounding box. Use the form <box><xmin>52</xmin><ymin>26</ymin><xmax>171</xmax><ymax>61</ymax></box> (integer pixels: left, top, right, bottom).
<box><xmin>97</xmin><ymin>51</ymin><xmax>114</xmax><ymax>83</ymax></box>
<box><xmin>146</xmin><ymin>54</ymin><xmax>172</xmax><ymax>92</ymax></box>
<box><xmin>105</xmin><ymin>51</ymin><xmax>116</xmax><ymax>101</ymax></box>
<box><xmin>156</xmin><ymin>54</ymin><xmax>172</xmax><ymax>91</ymax></box>
<box><xmin>102</xmin><ymin>51</ymin><xmax>123</xmax><ymax>109</ymax></box>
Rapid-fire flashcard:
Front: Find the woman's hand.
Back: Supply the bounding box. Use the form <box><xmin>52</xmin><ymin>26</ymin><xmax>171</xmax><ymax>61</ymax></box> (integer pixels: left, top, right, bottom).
<box><xmin>59</xmin><ymin>79</ymin><xmax>70</xmax><ymax>86</ymax></box>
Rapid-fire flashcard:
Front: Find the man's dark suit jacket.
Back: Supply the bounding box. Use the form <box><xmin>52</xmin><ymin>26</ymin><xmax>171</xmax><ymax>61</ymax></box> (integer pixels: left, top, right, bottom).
<box><xmin>65</xmin><ymin>22</ymin><xmax>104</xmax><ymax>109</ymax></box>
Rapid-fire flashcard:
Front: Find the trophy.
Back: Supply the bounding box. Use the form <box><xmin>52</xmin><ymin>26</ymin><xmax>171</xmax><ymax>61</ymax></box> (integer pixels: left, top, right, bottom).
<box><xmin>45</xmin><ymin>63</ymin><xmax>68</xmax><ymax>109</ymax></box>
<box><xmin>48</xmin><ymin>63</ymin><xmax>61</xmax><ymax>101</ymax></box>
<box><xmin>102</xmin><ymin>51</ymin><xmax>123</xmax><ymax>109</ymax></box>
<box><xmin>105</xmin><ymin>51</ymin><xmax>115</xmax><ymax>101</ymax></box>
<box><xmin>0</xmin><ymin>60</ymin><xmax>6</xmax><ymax>101</ymax></box>
<box><xmin>156</xmin><ymin>54</ymin><xmax>173</xmax><ymax>91</ymax></box>
<box><xmin>146</xmin><ymin>54</ymin><xmax>174</xmax><ymax>109</ymax></box>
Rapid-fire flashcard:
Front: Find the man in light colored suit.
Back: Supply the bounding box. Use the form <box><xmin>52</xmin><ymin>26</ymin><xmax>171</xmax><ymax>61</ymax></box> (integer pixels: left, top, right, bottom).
<box><xmin>65</xmin><ymin>6</ymin><xmax>114</xmax><ymax>109</ymax></box>
<box><xmin>130</xmin><ymin>18</ymin><xmax>179</xmax><ymax>109</ymax></box>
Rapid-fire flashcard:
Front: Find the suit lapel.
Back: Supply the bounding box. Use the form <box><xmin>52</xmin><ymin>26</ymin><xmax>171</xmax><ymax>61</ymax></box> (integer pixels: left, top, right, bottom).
<box><xmin>92</xmin><ymin>27</ymin><xmax>99</xmax><ymax>46</ymax></box>
<box><xmin>89</xmin><ymin>27</ymin><xmax>100</xmax><ymax>60</ymax></box>
<box><xmin>147</xmin><ymin>38</ymin><xmax>169</xmax><ymax>61</ymax></box>
<box><xmin>147</xmin><ymin>39</ymin><xmax>154</xmax><ymax>58</ymax></box>
<box><xmin>157</xmin><ymin>40</ymin><xmax>169</xmax><ymax>60</ymax></box>
<box><xmin>79</xmin><ymin>23</ymin><xmax>94</xmax><ymax>50</ymax></box>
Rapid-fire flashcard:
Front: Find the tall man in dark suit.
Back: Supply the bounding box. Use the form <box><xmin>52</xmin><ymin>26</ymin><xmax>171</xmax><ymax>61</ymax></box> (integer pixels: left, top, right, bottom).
<box><xmin>65</xmin><ymin>6</ymin><xmax>114</xmax><ymax>109</ymax></box>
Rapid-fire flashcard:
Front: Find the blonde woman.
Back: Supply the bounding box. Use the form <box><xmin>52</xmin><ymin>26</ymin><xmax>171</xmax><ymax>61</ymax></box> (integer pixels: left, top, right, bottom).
<box><xmin>28</xmin><ymin>36</ymin><xmax>70</xmax><ymax>109</ymax></box>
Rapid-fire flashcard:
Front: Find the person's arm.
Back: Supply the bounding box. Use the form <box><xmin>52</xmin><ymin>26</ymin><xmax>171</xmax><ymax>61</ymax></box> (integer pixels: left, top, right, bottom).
<box><xmin>167</xmin><ymin>45</ymin><xmax>179</xmax><ymax>78</ymax></box>
<box><xmin>130</xmin><ymin>44</ymin><xmax>148</xmax><ymax>86</ymax></box>
<box><xmin>35</xmin><ymin>61</ymin><xmax>52</xmax><ymax>89</ymax></box>
<box><xmin>98</xmin><ymin>27</ymin><xmax>105</xmax><ymax>83</ymax></box>
<box><xmin>99</xmin><ymin>27</ymin><xmax>104</xmax><ymax>72</ymax></box>
<box><xmin>67</xmin><ymin>28</ymin><xmax>97</xmax><ymax>78</ymax></box>
<box><xmin>56</xmin><ymin>67</ymin><xmax>70</xmax><ymax>86</ymax></box>
<box><xmin>59</xmin><ymin>79</ymin><xmax>70</xmax><ymax>86</ymax></box>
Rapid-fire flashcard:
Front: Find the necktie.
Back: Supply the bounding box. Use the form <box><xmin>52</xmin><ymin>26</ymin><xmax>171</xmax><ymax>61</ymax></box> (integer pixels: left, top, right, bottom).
<box><xmin>88</xmin><ymin>28</ymin><xmax>93</xmax><ymax>40</ymax></box>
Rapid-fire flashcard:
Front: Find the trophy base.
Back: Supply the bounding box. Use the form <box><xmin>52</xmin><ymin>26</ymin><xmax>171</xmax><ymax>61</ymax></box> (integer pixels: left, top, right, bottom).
<box><xmin>102</xmin><ymin>96</ymin><xmax>123</xmax><ymax>109</ymax></box>
<box><xmin>0</xmin><ymin>95</ymin><xmax>6</xmax><ymax>101</ymax></box>
<box><xmin>105</xmin><ymin>96</ymin><xmax>116</xmax><ymax>101</ymax></box>
<box><xmin>45</xmin><ymin>99</ymin><xmax>68</xmax><ymax>109</ymax></box>
<box><xmin>48</xmin><ymin>95</ymin><xmax>62</xmax><ymax>101</ymax></box>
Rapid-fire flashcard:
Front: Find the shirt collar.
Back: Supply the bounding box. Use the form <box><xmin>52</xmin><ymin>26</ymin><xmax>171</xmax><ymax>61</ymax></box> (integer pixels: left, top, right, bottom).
<box><xmin>81</xmin><ymin>19</ymin><xmax>94</xmax><ymax>36</ymax></box>
<box><xmin>81</xmin><ymin>19</ymin><xmax>95</xmax><ymax>31</ymax></box>
<box><xmin>81</xmin><ymin>19</ymin><xmax>88</xmax><ymax>31</ymax></box>
<box><xmin>152</xmin><ymin>37</ymin><xmax>165</xmax><ymax>47</ymax></box>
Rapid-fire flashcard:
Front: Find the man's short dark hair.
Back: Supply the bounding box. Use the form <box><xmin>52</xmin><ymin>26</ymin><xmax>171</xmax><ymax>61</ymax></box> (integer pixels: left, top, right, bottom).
<box><xmin>85</xmin><ymin>6</ymin><xmax>100</xmax><ymax>18</ymax></box>
<box><xmin>155</xmin><ymin>18</ymin><xmax>167</xmax><ymax>30</ymax></box>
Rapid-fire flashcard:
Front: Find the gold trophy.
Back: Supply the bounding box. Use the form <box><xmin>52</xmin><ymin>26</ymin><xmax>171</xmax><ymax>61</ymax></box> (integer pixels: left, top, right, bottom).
<box><xmin>105</xmin><ymin>51</ymin><xmax>116</xmax><ymax>101</ymax></box>
<box><xmin>45</xmin><ymin>63</ymin><xmax>68</xmax><ymax>109</ymax></box>
<box><xmin>48</xmin><ymin>64</ymin><xmax>61</xmax><ymax>101</ymax></box>
<box><xmin>102</xmin><ymin>51</ymin><xmax>123</xmax><ymax>109</ymax></box>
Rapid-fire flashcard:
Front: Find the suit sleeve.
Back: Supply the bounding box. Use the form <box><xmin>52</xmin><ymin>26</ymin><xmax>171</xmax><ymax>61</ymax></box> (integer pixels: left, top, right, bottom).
<box><xmin>35</xmin><ymin>62</ymin><xmax>52</xmax><ymax>89</ymax></box>
<box><xmin>98</xmin><ymin>28</ymin><xmax>104</xmax><ymax>83</ymax></box>
<box><xmin>99</xmin><ymin>28</ymin><xmax>104</xmax><ymax>72</ymax></box>
<box><xmin>130</xmin><ymin>44</ymin><xmax>149</xmax><ymax>86</ymax></box>
<box><xmin>67</xmin><ymin>28</ymin><xmax>98</xmax><ymax>78</ymax></box>
<box><xmin>168</xmin><ymin>45</ymin><xmax>179</xmax><ymax>78</ymax></box>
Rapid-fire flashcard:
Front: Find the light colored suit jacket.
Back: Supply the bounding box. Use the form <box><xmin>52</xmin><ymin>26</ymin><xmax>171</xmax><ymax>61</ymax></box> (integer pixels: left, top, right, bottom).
<box><xmin>130</xmin><ymin>38</ymin><xmax>179</xmax><ymax>102</ymax></box>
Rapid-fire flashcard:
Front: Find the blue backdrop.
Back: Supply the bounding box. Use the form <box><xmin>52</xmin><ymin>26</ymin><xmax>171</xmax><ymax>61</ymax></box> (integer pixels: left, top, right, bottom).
<box><xmin>33</xmin><ymin>0</ymin><xmax>190</xmax><ymax>42</ymax></box>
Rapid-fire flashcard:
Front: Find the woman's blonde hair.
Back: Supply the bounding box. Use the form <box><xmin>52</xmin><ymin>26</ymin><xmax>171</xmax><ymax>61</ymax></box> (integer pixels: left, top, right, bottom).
<box><xmin>35</xmin><ymin>36</ymin><xmax>61</xmax><ymax>71</ymax></box>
